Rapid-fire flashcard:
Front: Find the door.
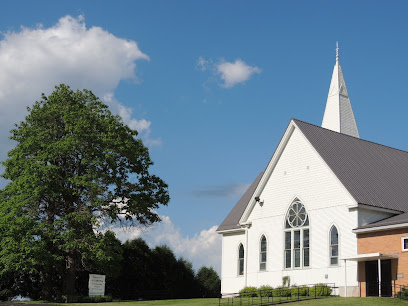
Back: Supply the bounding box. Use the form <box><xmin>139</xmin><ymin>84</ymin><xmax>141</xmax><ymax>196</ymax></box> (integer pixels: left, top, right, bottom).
<box><xmin>381</xmin><ymin>260</ymin><xmax>392</xmax><ymax>297</ymax></box>
<box><xmin>366</xmin><ymin>261</ymin><xmax>378</xmax><ymax>297</ymax></box>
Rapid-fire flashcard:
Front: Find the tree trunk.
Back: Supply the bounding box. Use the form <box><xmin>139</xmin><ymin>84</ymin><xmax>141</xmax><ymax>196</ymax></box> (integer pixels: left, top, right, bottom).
<box><xmin>63</xmin><ymin>254</ymin><xmax>77</xmax><ymax>303</ymax></box>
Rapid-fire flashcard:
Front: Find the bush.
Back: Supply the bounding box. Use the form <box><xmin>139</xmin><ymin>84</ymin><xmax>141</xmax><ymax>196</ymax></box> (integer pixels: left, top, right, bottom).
<box><xmin>395</xmin><ymin>287</ymin><xmax>408</xmax><ymax>300</ymax></box>
<box><xmin>258</xmin><ymin>285</ymin><xmax>274</xmax><ymax>297</ymax></box>
<box><xmin>291</xmin><ymin>286</ymin><xmax>309</xmax><ymax>297</ymax></box>
<box><xmin>78</xmin><ymin>295</ymin><xmax>113</xmax><ymax>303</ymax></box>
<box><xmin>0</xmin><ymin>289</ymin><xmax>12</xmax><ymax>301</ymax></box>
<box><xmin>239</xmin><ymin>286</ymin><xmax>258</xmax><ymax>297</ymax></box>
<box><xmin>272</xmin><ymin>286</ymin><xmax>291</xmax><ymax>297</ymax></box>
<box><xmin>309</xmin><ymin>284</ymin><xmax>332</xmax><ymax>297</ymax></box>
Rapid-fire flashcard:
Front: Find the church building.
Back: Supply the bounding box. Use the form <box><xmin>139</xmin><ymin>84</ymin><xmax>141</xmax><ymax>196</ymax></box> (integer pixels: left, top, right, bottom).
<box><xmin>217</xmin><ymin>44</ymin><xmax>408</xmax><ymax>298</ymax></box>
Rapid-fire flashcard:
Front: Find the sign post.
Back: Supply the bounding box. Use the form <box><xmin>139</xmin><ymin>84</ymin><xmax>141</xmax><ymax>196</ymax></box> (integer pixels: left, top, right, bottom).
<box><xmin>88</xmin><ymin>274</ymin><xmax>106</xmax><ymax>297</ymax></box>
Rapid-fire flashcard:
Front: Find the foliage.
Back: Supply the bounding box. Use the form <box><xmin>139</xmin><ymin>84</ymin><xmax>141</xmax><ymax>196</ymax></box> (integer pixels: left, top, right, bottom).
<box><xmin>272</xmin><ymin>286</ymin><xmax>291</xmax><ymax>297</ymax></box>
<box><xmin>257</xmin><ymin>285</ymin><xmax>273</xmax><ymax>297</ymax></box>
<box><xmin>282</xmin><ymin>275</ymin><xmax>290</xmax><ymax>287</ymax></box>
<box><xmin>309</xmin><ymin>284</ymin><xmax>332</xmax><ymax>297</ymax></box>
<box><xmin>0</xmin><ymin>288</ymin><xmax>12</xmax><ymax>301</ymax></box>
<box><xmin>394</xmin><ymin>287</ymin><xmax>408</xmax><ymax>299</ymax></box>
<box><xmin>0</xmin><ymin>84</ymin><xmax>169</xmax><ymax>300</ymax></box>
<box><xmin>238</xmin><ymin>284</ymin><xmax>333</xmax><ymax>299</ymax></box>
<box><xmin>291</xmin><ymin>285</ymin><xmax>309</xmax><ymax>297</ymax></box>
<box><xmin>113</xmin><ymin>238</ymin><xmax>220</xmax><ymax>300</ymax></box>
<box><xmin>116</xmin><ymin>238</ymin><xmax>155</xmax><ymax>299</ymax></box>
<box><xmin>196</xmin><ymin>266</ymin><xmax>221</xmax><ymax>298</ymax></box>
<box><xmin>239</xmin><ymin>286</ymin><xmax>258</xmax><ymax>297</ymax></box>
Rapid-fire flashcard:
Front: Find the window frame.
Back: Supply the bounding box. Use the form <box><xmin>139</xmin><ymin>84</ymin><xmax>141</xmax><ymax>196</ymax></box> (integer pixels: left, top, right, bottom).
<box><xmin>238</xmin><ymin>243</ymin><xmax>245</xmax><ymax>276</ymax></box>
<box><xmin>284</xmin><ymin>198</ymin><xmax>310</xmax><ymax>270</ymax></box>
<box><xmin>401</xmin><ymin>236</ymin><xmax>408</xmax><ymax>252</ymax></box>
<box><xmin>329</xmin><ymin>225</ymin><xmax>339</xmax><ymax>266</ymax></box>
<box><xmin>259</xmin><ymin>235</ymin><xmax>267</xmax><ymax>271</ymax></box>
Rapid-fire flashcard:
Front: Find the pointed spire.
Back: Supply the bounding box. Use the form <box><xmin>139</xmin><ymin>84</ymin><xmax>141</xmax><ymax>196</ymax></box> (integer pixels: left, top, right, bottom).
<box><xmin>321</xmin><ymin>43</ymin><xmax>359</xmax><ymax>138</ymax></box>
<box><xmin>336</xmin><ymin>42</ymin><xmax>339</xmax><ymax>62</ymax></box>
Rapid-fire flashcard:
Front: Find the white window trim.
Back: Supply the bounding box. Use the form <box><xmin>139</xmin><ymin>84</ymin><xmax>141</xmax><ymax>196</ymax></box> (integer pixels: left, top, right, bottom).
<box><xmin>401</xmin><ymin>236</ymin><xmax>408</xmax><ymax>252</ymax></box>
<box><xmin>238</xmin><ymin>243</ymin><xmax>245</xmax><ymax>276</ymax></box>
<box><xmin>283</xmin><ymin>198</ymin><xmax>310</xmax><ymax>270</ymax></box>
<box><xmin>259</xmin><ymin>234</ymin><xmax>267</xmax><ymax>272</ymax></box>
<box><xmin>329</xmin><ymin>225</ymin><xmax>339</xmax><ymax>266</ymax></box>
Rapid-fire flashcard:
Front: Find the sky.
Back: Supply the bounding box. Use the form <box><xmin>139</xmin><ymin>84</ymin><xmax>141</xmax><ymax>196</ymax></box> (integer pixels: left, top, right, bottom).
<box><xmin>1</xmin><ymin>1</ymin><xmax>408</xmax><ymax>274</ymax></box>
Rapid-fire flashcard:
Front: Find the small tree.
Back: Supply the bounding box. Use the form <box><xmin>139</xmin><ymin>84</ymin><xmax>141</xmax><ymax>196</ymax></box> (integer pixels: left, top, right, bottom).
<box><xmin>0</xmin><ymin>85</ymin><xmax>169</xmax><ymax>301</ymax></box>
<box><xmin>196</xmin><ymin>266</ymin><xmax>221</xmax><ymax>298</ymax></box>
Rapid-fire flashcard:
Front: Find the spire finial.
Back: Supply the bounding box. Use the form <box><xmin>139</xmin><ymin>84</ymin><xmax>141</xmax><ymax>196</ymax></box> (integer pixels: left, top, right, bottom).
<box><xmin>336</xmin><ymin>42</ymin><xmax>339</xmax><ymax>62</ymax></box>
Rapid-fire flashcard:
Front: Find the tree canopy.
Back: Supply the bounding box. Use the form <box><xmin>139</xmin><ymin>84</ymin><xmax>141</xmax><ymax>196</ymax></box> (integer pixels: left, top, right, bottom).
<box><xmin>0</xmin><ymin>85</ymin><xmax>169</xmax><ymax>301</ymax></box>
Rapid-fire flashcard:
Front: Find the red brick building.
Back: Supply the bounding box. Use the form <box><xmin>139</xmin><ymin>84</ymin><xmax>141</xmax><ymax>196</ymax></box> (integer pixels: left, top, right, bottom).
<box><xmin>349</xmin><ymin>216</ymin><xmax>408</xmax><ymax>297</ymax></box>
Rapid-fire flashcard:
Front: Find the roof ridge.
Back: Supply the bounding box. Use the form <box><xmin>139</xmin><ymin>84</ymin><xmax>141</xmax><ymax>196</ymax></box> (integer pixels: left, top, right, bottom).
<box><xmin>292</xmin><ymin>118</ymin><xmax>408</xmax><ymax>155</ymax></box>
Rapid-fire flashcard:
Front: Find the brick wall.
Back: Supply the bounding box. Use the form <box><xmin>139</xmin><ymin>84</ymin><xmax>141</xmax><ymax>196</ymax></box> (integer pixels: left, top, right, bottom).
<box><xmin>357</xmin><ymin>228</ymin><xmax>408</xmax><ymax>297</ymax></box>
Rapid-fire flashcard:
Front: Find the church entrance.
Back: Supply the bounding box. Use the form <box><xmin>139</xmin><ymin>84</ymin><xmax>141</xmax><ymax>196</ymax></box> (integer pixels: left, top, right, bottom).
<box><xmin>365</xmin><ymin>260</ymin><xmax>392</xmax><ymax>297</ymax></box>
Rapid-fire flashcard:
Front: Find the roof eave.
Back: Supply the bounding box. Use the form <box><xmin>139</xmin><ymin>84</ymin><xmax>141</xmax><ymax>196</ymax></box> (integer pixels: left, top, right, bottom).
<box><xmin>347</xmin><ymin>203</ymin><xmax>403</xmax><ymax>215</ymax></box>
<box><xmin>353</xmin><ymin>222</ymin><xmax>408</xmax><ymax>234</ymax></box>
<box><xmin>216</xmin><ymin>227</ymin><xmax>245</xmax><ymax>234</ymax></box>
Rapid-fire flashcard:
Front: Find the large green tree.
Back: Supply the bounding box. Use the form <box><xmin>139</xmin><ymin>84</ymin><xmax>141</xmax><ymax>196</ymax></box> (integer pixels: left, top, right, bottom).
<box><xmin>0</xmin><ymin>85</ymin><xmax>169</xmax><ymax>301</ymax></box>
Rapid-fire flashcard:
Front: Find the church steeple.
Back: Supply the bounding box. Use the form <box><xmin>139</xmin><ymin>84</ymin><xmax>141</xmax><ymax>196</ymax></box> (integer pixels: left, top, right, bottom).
<box><xmin>322</xmin><ymin>43</ymin><xmax>359</xmax><ymax>138</ymax></box>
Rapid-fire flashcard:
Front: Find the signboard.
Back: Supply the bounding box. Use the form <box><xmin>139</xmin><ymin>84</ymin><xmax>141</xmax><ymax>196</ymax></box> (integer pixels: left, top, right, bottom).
<box><xmin>89</xmin><ymin>274</ymin><xmax>106</xmax><ymax>296</ymax></box>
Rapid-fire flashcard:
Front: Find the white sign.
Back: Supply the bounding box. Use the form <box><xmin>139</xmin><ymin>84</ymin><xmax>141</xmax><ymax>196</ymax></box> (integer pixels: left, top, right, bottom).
<box><xmin>89</xmin><ymin>274</ymin><xmax>106</xmax><ymax>296</ymax></box>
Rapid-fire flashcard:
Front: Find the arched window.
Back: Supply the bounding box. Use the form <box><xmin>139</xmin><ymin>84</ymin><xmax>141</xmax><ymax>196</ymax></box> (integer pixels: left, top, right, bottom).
<box><xmin>330</xmin><ymin>226</ymin><xmax>339</xmax><ymax>265</ymax></box>
<box><xmin>284</xmin><ymin>198</ymin><xmax>310</xmax><ymax>269</ymax></box>
<box><xmin>238</xmin><ymin>243</ymin><xmax>244</xmax><ymax>275</ymax></box>
<box><xmin>260</xmin><ymin>235</ymin><xmax>267</xmax><ymax>271</ymax></box>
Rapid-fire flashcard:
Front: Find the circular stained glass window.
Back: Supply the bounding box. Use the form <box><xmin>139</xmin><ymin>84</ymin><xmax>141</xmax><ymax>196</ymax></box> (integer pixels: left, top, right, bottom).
<box><xmin>287</xmin><ymin>199</ymin><xmax>308</xmax><ymax>228</ymax></box>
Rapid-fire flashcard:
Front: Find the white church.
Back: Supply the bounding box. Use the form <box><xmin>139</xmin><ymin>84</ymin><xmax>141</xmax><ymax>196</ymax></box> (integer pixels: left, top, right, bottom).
<box><xmin>217</xmin><ymin>44</ymin><xmax>408</xmax><ymax>297</ymax></box>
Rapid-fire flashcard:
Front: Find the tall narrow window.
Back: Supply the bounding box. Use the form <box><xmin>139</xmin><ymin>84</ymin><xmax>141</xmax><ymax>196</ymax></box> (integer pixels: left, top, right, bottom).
<box><xmin>303</xmin><ymin>229</ymin><xmax>310</xmax><ymax>267</ymax></box>
<box><xmin>330</xmin><ymin>226</ymin><xmax>339</xmax><ymax>265</ymax></box>
<box><xmin>285</xmin><ymin>231</ymin><xmax>291</xmax><ymax>268</ymax></box>
<box><xmin>238</xmin><ymin>244</ymin><xmax>244</xmax><ymax>275</ymax></box>
<box><xmin>260</xmin><ymin>235</ymin><xmax>267</xmax><ymax>271</ymax></box>
<box><xmin>284</xmin><ymin>198</ymin><xmax>310</xmax><ymax>269</ymax></box>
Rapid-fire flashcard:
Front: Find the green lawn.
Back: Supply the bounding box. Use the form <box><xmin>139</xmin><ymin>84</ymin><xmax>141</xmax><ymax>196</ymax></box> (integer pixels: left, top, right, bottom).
<box><xmin>18</xmin><ymin>297</ymin><xmax>408</xmax><ymax>306</ymax></box>
<box><xmin>67</xmin><ymin>299</ymin><xmax>219</xmax><ymax>306</ymax></box>
<box><xmin>220</xmin><ymin>296</ymin><xmax>408</xmax><ymax>306</ymax></box>
<box><xmin>296</xmin><ymin>297</ymin><xmax>408</xmax><ymax>305</ymax></box>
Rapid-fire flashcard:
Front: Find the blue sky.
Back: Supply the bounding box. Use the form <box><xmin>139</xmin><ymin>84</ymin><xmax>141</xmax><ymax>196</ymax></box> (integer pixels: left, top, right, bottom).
<box><xmin>1</xmin><ymin>1</ymin><xmax>407</xmax><ymax>272</ymax></box>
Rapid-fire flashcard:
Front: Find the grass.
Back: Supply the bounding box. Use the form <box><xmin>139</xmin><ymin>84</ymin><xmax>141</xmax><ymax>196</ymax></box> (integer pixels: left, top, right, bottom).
<box><xmin>16</xmin><ymin>296</ymin><xmax>408</xmax><ymax>305</ymax></box>
<box><xmin>20</xmin><ymin>298</ymin><xmax>219</xmax><ymax>306</ymax></box>
<box><xmin>295</xmin><ymin>297</ymin><xmax>408</xmax><ymax>305</ymax></box>
<box><xmin>72</xmin><ymin>299</ymin><xmax>219</xmax><ymax>306</ymax></box>
<box><xmin>219</xmin><ymin>296</ymin><xmax>408</xmax><ymax>305</ymax></box>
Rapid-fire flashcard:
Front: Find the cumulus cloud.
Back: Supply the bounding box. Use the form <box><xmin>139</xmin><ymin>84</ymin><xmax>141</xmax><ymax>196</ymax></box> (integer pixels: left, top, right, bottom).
<box><xmin>217</xmin><ymin>59</ymin><xmax>261</xmax><ymax>88</ymax></box>
<box><xmin>105</xmin><ymin>215</ymin><xmax>222</xmax><ymax>274</ymax></box>
<box><xmin>0</xmin><ymin>15</ymin><xmax>160</xmax><ymax>159</ymax></box>
<box><xmin>192</xmin><ymin>183</ymin><xmax>250</xmax><ymax>198</ymax></box>
<box><xmin>198</xmin><ymin>57</ymin><xmax>261</xmax><ymax>89</ymax></box>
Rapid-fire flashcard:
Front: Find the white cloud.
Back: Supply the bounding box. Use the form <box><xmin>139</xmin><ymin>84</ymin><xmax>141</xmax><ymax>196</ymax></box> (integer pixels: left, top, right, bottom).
<box><xmin>104</xmin><ymin>94</ymin><xmax>161</xmax><ymax>146</ymax></box>
<box><xmin>198</xmin><ymin>57</ymin><xmax>261</xmax><ymax>89</ymax></box>
<box><xmin>0</xmin><ymin>15</ymin><xmax>160</xmax><ymax>160</ymax></box>
<box><xmin>197</xmin><ymin>56</ymin><xmax>209</xmax><ymax>71</ymax></box>
<box><xmin>217</xmin><ymin>59</ymin><xmax>261</xmax><ymax>88</ymax></box>
<box><xmin>105</xmin><ymin>215</ymin><xmax>222</xmax><ymax>274</ymax></box>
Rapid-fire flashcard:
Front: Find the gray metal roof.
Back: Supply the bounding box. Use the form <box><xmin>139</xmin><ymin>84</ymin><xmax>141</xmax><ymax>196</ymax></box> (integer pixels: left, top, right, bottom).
<box><xmin>216</xmin><ymin>172</ymin><xmax>263</xmax><ymax>232</ymax></box>
<box><xmin>356</xmin><ymin>212</ymin><xmax>408</xmax><ymax>230</ymax></box>
<box><xmin>217</xmin><ymin>119</ymin><xmax>408</xmax><ymax>233</ymax></box>
<box><xmin>294</xmin><ymin>119</ymin><xmax>408</xmax><ymax>212</ymax></box>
